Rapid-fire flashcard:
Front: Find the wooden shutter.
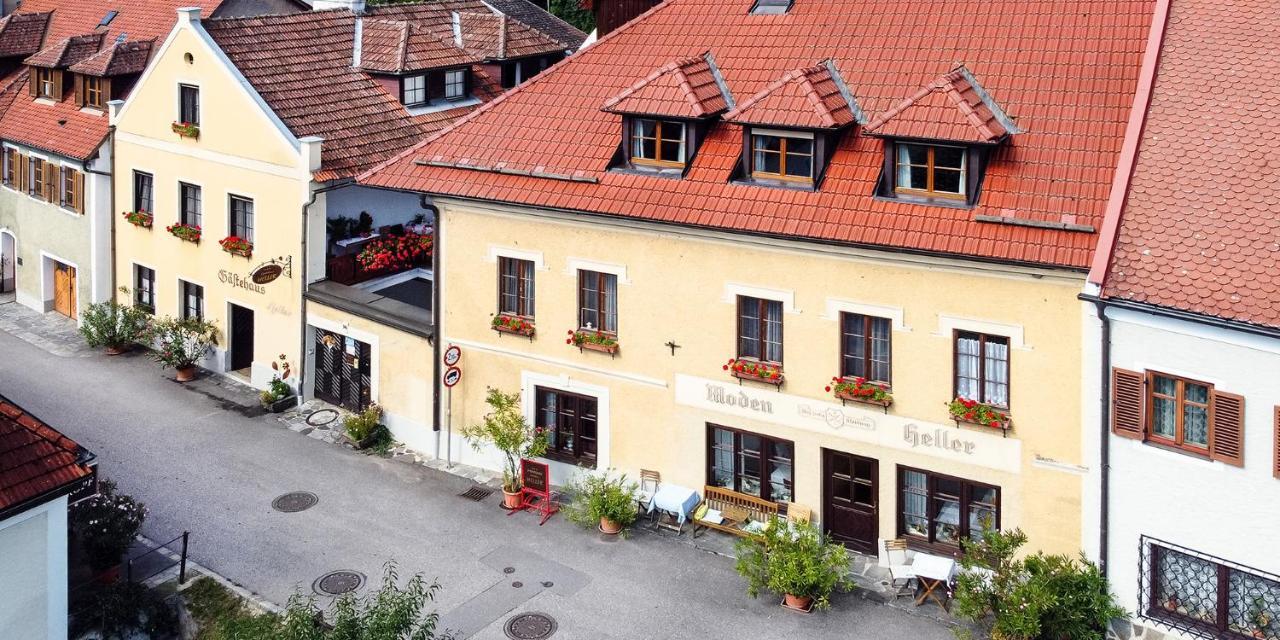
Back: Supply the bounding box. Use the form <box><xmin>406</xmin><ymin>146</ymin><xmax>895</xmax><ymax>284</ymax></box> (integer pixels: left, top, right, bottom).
<box><xmin>73</xmin><ymin>74</ymin><xmax>84</xmax><ymax>106</ymax></box>
<box><xmin>27</xmin><ymin>69</ymin><xmax>37</xmax><ymax>97</ymax></box>
<box><xmin>44</xmin><ymin>161</ymin><xmax>56</xmax><ymax>202</ymax></box>
<box><xmin>101</xmin><ymin>78</ymin><xmax>112</xmax><ymax>104</ymax></box>
<box><xmin>15</xmin><ymin>153</ymin><xmax>26</xmax><ymax>192</ymax></box>
<box><xmin>1273</xmin><ymin>406</ymin><xmax>1280</xmax><ymax>479</ymax></box>
<box><xmin>1210</xmin><ymin>390</ymin><xmax>1245</xmax><ymax>467</ymax></box>
<box><xmin>1112</xmin><ymin>368</ymin><xmax>1146</xmax><ymax>439</ymax></box>
<box><xmin>74</xmin><ymin>169</ymin><xmax>84</xmax><ymax>213</ymax></box>
<box><xmin>51</xmin><ymin>70</ymin><xmax>63</xmax><ymax>101</ymax></box>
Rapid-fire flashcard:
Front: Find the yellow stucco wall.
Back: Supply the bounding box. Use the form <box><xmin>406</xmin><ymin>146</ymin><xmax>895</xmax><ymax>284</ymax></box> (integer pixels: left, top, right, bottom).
<box><xmin>112</xmin><ymin>24</ymin><xmax>307</xmax><ymax>388</ymax></box>
<box><xmin>439</xmin><ymin>199</ymin><xmax>1088</xmax><ymax>556</ymax></box>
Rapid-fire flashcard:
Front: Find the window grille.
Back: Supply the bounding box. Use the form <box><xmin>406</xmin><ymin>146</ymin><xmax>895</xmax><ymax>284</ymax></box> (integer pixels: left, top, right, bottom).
<box><xmin>1139</xmin><ymin>536</ymin><xmax>1280</xmax><ymax>640</ymax></box>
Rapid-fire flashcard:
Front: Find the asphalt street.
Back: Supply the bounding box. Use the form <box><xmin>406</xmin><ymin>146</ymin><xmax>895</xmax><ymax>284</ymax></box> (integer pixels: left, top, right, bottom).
<box><xmin>0</xmin><ymin>326</ymin><xmax>955</xmax><ymax>639</ymax></box>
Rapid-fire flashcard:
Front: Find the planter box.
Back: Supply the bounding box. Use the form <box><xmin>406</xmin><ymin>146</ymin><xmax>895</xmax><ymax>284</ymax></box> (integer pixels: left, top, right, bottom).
<box><xmin>172</xmin><ymin>122</ymin><xmax>200</xmax><ymax>139</ymax></box>
<box><xmin>493</xmin><ymin>320</ymin><xmax>535</xmax><ymax>338</ymax></box>
<box><xmin>578</xmin><ymin>340</ymin><xmax>618</xmax><ymax>355</ymax></box>
<box><xmin>953</xmin><ymin>417</ymin><xmax>1012</xmax><ymax>436</ymax></box>
<box><xmin>222</xmin><ymin>245</ymin><xmax>252</xmax><ymax>258</ymax></box>
<box><xmin>123</xmin><ymin>213</ymin><xmax>152</xmax><ymax>228</ymax></box>
<box><xmin>835</xmin><ymin>390</ymin><xmax>892</xmax><ymax>408</ymax></box>
<box><xmin>731</xmin><ymin>369</ymin><xmax>784</xmax><ymax>386</ymax></box>
<box><xmin>262</xmin><ymin>395</ymin><xmax>295</xmax><ymax>413</ymax></box>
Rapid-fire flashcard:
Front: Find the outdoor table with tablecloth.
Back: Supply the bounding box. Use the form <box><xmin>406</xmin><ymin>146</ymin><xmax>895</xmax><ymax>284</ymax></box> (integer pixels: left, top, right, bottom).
<box><xmin>646</xmin><ymin>484</ymin><xmax>700</xmax><ymax>526</ymax></box>
<box><xmin>911</xmin><ymin>553</ymin><xmax>958</xmax><ymax>610</ymax></box>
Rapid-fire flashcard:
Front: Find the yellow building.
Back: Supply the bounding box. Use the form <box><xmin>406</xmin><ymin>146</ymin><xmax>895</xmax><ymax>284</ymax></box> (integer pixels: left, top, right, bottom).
<box><xmin>363</xmin><ymin>0</ymin><xmax>1158</xmax><ymax>557</ymax></box>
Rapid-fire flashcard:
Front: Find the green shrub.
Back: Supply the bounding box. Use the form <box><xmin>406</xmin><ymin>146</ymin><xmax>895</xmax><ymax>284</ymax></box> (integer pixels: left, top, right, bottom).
<box><xmin>734</xmin><ymin>518</ymin><xmax>854</xmax><ymax>610</ymax></box>
<box><xmin>69</xmin><ymin>479</ymin><xmax>147</xmax><ymax>572</ymax></box>
<box><xmin>151</xmin><ymin>316</ymin><xmax>217</xmax><ymax>369</ymax></box>
<box><xmin>259</xmin><ymin>376</ymin><xmax>293</xmax><ymax>406</ymax></box>
<box><xmin>952</xmin><ymin>527</ymin><xmax>1126</xmax><ymax>640</ymax></box>
<box><xmin>80</xmin><ymin>299</ymin><xmax>152</xmax><ymax>350</ymax></box>
<box><xmin>460</xmin><ymin>388</ymin><xmax>549</xmax><ymax>493</ymax></box>
<box><xmin>550</xmin><ymin>0</ymin><xmax>594</xmax><ymax>33</ymax></box>
<box><xmin>344</xmin><ymin>404</ymin><xmax>383</xmax><ymax>442</ymax></box>
<box><xmin>70</xmin><ymin>581</ymin><xmax>178</xmax><ymax>640</ymax></box>
<box><xmin>563</xmin><ymin>470</ymin><xmax>641</xmax><ymax>531</ymax></box>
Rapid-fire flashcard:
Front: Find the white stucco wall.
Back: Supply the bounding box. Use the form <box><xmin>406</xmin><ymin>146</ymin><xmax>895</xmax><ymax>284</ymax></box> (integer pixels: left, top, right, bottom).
<box><xmin>1104</xmin><ymin>307</ymin><xmax>1280</xmax><ymax>632</ymax></box>
<box><xmin>0</xmin><ymin>496</ymin><xmax>69</xmax><ymax>640</ymax></box>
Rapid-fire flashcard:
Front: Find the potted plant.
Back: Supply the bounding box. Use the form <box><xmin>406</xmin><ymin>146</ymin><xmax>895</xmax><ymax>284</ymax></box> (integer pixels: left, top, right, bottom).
<box><xmin>218</xmin><ymin>235</ymin><xmax>253</xmax><ymax>258</ymax></box>
<box><xmin>734</xmin><ymin>517</ymin><xmax>853</xmax><ymax>612</ymax></box>
<box><xmin>826</xmin><ymin>376</ymin><xmax>892</xmax><ymax>406</ymax></box>
<box><xmin>356</xmin><ymin>231</ymin><xmax>432</xmax><ymax>274</ymax></box>
<box><xmin>492</xmin><ymin>314</ymin><xmax>535</xmax><ymax>338</ymax></box>
<box><xmin>460</xmin><ymin>388</ymin><xmax>549</xmax><ymax>509</ymax></box>
<box><xmin>259</xmin><ymin>376</ymin><xmax>295</xmax><ymax>413</ymax></box>
<box><xmin>1249</xmin><ymin>597</ymin><xmax>1274</xmax><ymax>639</ymax></box>
<box><xmin>724</xmin><ymin>358</ymin><xmax>783</xmax><ymax>385</ymax></box>
<box><xmin>949</xmin><ymin>397</ymin><xmax>1010</xmax><ymax>431</ymax></box>
<box><xmin>563</xmin><ymin>470</ymin><xmax>641</xmax><ymax>535</ymax></box>
<box><xmin>69</xmin><ymin>479</ymin><xmax>147</xmax><ymax>582</ymax></box>
<box><xmin>171</xmin><ymin>121</ymin><xmax>200</xmax><ymax>139</ymax></box>
<box><xmin>343</xmin><ymin>404</ymin><xmax>390</xmax><ymax>450</ymax></box>
<box><xmin>79</xmin><ymin>298</ymin><xmax>152</xmax><ymax>355</ymax></box>
<box><xmin>150</xmin><ymin>316</ymin><xmax>217</xmax><ymax>382</ymax></box>
<box><xmin>166</xmin><ymin>222</ymin><xmax>201</xmax><ymax>243</ymax></box>
<box><xmin>567</xmin><ymin>329</ymin><xmax>618</xmax><ymax>354</ymax></box>
<box><xmin>122</xmin><ymin>210</ymin><xmax>153</xmax><ymax>228</ymax></box>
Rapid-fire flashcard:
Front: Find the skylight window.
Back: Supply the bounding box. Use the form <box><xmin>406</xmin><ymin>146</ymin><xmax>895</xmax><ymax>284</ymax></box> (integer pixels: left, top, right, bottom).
<box><xmin>750</xmin><ymin>0</ymin><xmax>793</xmax><ymax>15</ymax></box>
<box><xmin>99</xmin><ymin>11</ymin><xmax>118</xmax><ymax>28</ymax></box>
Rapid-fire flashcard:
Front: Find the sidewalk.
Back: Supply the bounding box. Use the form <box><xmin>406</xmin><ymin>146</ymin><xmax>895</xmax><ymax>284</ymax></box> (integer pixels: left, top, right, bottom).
<box><xmin>0</xmin><ymin>294</ymin><xmax>90</xmax><ymax>357</ymax></box>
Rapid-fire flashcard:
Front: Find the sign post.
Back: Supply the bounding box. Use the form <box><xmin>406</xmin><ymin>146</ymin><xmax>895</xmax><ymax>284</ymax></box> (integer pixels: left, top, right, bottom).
<box><xmin>508</xmin><ymin>458</ymin><xmax>557</xmax><ymax>524</ymax></box>
<box><xmin>442</xmin><ymin>347</ymin><xmax>462</xmax><ymax>469</ymax></box>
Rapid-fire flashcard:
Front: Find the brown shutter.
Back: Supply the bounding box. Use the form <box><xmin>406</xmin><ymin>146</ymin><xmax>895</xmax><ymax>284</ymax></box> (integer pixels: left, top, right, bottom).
<box><xmin>51</xmin><ymin>70</ymin><xmax>63</xmax><ymax>101</ymax></box>
<box><xmin>27</xmin><ymin>69</ymin><xmax>36</xmax><ymax>97</ymax></box>
<box><xmin>1273</xmin><ymin>406</ymin><xmax>1280</xmax><ymax>479</ymax></box>
<box><xmin>15</xmin><ymin>153</ymin><xmax>25</xmax><ymax>191</ymax></box>
<box><xmin>1210</xmin><ymin>390</ymin><xmax>1245</xmax><ymax>467</ymax></box>
<box><xmin>1112</xmin><ymin>368</ymin><xmax>1146</xmax><ymax>439</ymax></box>
<box><xmin>73</xmin><ymin>74</ymin><xmax>84</xmax><ymax>107</ymax></box>
<box><xmin>74</xmin><ymin>170</ymin><xmax>84</xmax><ymax>213</ymax></box>
<box><xmin>101</xmin><ymin>78</ymin><xmax>112</xmax><ymax>104</ymax></box>
<box><xmin>44</xmin><ymin>161</ymin><xmax>55</xmax><ymax>202</ymax></box>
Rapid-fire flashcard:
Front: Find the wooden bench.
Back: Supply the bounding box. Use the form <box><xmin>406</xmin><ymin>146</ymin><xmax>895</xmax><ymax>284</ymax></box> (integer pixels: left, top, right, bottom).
<box><xmin>691</xmin><ymin>486</ymin><xmax>782</xmax><ymax>539</ymax></box>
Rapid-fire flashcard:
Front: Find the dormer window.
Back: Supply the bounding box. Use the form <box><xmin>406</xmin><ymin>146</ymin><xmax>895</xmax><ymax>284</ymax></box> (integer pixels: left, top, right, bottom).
<box><xmin>399</xmin><ymin>69</ymin><xmax>471</xmax><ymax>108</ymax></box>
<box><xmin>895</xmin><ymin>143</ymin><xmax>966</xmax><ymax>199</ymax></box>
<box><xmin>750</xmin><ymin>130</ymin><xmax>813</xmax><ymax>182</ymax></box>
<box><xmin>34</xmin><ymin>68</ymin><xmax>59</xmax><ymax>99</ymax></box>
<box><xmin>403</xmin><ymin>74</ymin><xmax>427</xmax><ymax>106</ymax></box>
<box><xmin>631</xmin><ymin>118</ymin><xmax>685</xmax><ymax>167</ymax></box>
<box><xmin>82</xmin><ymin>76</ymin><xmax>105</xmax><ymax>109</ymax></box>
<box><xmin>444</xmin><ymin>70</ymin><xmax>466</xmax><ymax>101</ymax></box>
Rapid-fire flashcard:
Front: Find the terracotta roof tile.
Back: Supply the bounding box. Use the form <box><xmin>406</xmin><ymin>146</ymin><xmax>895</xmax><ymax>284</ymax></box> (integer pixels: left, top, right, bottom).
<box><xmin>865</xmin><ymin>65</ymin><xmax>1012</xmax><ymax>143</ymax></box>
<box><xmin>363</xmin><ymin>0</ymin><xmax>1155</xmax><ymax>268</ymax></box>
<box><xmin>360</xmin><ymin>18</ymin><xmax>483</xmax><ymax>74</ymax></box>
<box><xmin>0</xmin><ymin>12</ymin><xmax>51</xmax><ymax>58</ymax></box>
<box><xmin>484</xmin><ymin>0</ymin><xmax>587</xmax><ymax>50</ymax></box>
<box><xmin>25</xmin><ymin>32</ymin><xmax>106</xmax><ymax>68</ymax></box>
<box><xmin>69</xmin><ymin>39</ymin><xmax>156</xmax><ymax>76</ymax></box>
<box><xmin>602</xmin><ymin>52</ymin><xmax>730</xmax><ymax>119</ymax></box>
<box><xmin>0</xmin><ymin>397</ymin><xmax>94</xmax><ymax>513</ymax></box>
<box><xmin>1102</xmin><ymin>0</ymin><xmax>1280</xmax><ymax>327</ymax></box>
<box><xmin>726</xmin><ymin>60</ymin><xmax>859</xmax><ymax>129</ymax></box>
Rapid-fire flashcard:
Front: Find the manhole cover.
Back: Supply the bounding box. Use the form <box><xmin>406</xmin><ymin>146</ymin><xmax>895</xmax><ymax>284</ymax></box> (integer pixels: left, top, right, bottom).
<box><xmin>306</xmin><ymin>409</ymin><xmax>339</xmax><ymax>427</ymax></box>
<box><xmin>504</xmin><ymin>612</ymin><xmax>557</xmax><ymax>640</ymax></box>
<box><xmin>458</xmin><ymin>486</ymin><xmax>495</xmax><ymax>501</ymax></box>
<box><xmin>313</xmin><ymin>570</ymin><xmax>365</xmax><ymax>596</ymax></box>
<box><xmin>272</xmin><ymin>491</ymin><xmax>318</xmax><ymax>513</ymax></box>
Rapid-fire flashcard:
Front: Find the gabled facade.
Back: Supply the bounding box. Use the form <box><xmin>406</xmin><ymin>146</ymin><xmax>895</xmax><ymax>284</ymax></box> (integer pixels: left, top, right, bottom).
<box><xmin>363</xmin><ymin>0</ymin><xmax>1159</xmax><ymax>558</ymax></box>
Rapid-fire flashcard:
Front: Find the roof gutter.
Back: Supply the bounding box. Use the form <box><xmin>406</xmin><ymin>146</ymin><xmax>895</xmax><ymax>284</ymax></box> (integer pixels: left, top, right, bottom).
<box><xmin>1086</xmin><ymin>0</ymin><xmax>1173</xmax><ymax>288</ymax></box>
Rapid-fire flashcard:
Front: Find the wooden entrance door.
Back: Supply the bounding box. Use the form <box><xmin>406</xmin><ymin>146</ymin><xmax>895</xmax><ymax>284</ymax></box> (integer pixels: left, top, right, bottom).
<box><xmin>0</xmin><ymin>232</ymin><xmax>13</xmax><ymax>293</ymax></box>
<box><xmin>52</xmin><ymin>262</ymin><xmax>76</xmax><ymax>318</ymax></box>
<box><xmin>229</xmin><ymin>304</ymin><xmax>255</xmax><ymax>371</ymax></box>
<box><xmin>313</xmin><ymin>329</ymin><xmax>370</xmax><ymax>411</ymax></box>
<box><xmin>822</xmin><ymin>449</ymin><xmax>878</xmax><ymax>553</ymax></box>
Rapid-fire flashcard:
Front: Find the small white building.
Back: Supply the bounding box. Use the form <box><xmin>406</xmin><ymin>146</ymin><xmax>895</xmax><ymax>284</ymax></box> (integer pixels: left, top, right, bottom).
<box><xmin>0</xmin><ymin>396</ymin><xmax>96</xmax><ymax>640</ymax></box>
<box><xmin>1082</xmin><ymin>0</ymin><xmax>1280</xmax><ymax>638</ymax></box>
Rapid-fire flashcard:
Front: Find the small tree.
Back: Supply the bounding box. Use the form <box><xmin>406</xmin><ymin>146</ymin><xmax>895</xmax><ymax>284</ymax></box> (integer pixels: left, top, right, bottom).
<box><xmin>80</xmin><ymin>298</ymin><xmax>152</xmax><ymax>351</ymax></box>
<box><xmin>734</xmin><ymin>517</ymin><xmax>854</xmax><ymax>610</ymax></box>
<box><xmin>150</xmin><ymin>316</ymin><xmax>217</xmax><ymax>370</ymax></box>
<box><xmin>563</xmin><ymin>470</ymin><xmax>642</xmax><ymax>533</ymax></box>
<box><xmin>549</xmin><ymin>0</ymin><xmax>595</xmax><ymax>33</ymax></box>
<box><xmin>69</xmin><ymin>479</ymin><xmax>147</xmax><ymax>573</ymax></box>
<box><xmin>952</xmin><ymin>527</ymin><xmax>1125</xmax><ymax>640</ymax></box>
<box><xmin>460</xmin><ymin>388</ymin><xmax>549</xmax><ymax>493</ymax></box>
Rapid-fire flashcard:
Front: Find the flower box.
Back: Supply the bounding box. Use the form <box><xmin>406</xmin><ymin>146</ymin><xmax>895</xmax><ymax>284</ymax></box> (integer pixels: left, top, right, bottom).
<box><xmin>725</xmin><ymin>358</ymin><xmax>783</xmax><ymax>386</ymax></box>
<box><xmin>948</xmin><ymin>397</ymin><xmax>1010</xmax><ymax>433</ymax></box>
<box><xmin>568</xmin><ymin>329</ymin><xmax>618</xmax><ymax>354</ymax></box>
<box><xmin>492</xmin><ymin>314</ymin><xmax>535</xmax><ymax>337</ymax></box>
<box><xmin>122</xmin><ymin>211</ymin><xmax>152</xmax><ymax>228</ymax></box>
<box><xmin>827</xmin><ymin>376</ymin><xmax>892</xmax><ymax>407</ymax></box>
<box><xmin>218</xmin><ymin>235</ymin><xmax>253</xmax><ymax>258</ymax></box>
<box><xmin>166</xmin><ymin>222</ymin><xmax>201</xmax><ymax>243</ymax></box>
<box><xmin>171</xmin><ymin>121</ymin><xmax>200</xmax><ymax>139</ymax></box>
<box><xmin>356</xmin><ymin>231</ymin><xmax>432</xmax><ymax>273</ymax></box>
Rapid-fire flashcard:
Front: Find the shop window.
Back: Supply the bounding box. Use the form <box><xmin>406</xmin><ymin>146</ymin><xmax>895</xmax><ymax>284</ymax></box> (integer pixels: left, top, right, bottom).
<box><xmin>707</xmin><ymin>424</ymin><xmax>793</xmax><ymax>503</ymax></box>
<box><xmin>497</xmin><ymin>257</ymin><xmax>534</xmax><ymax>318</ymax></box>
<box><xmin>229</xmin><ymin>195</ymin><xmax>254</xmax><ymax>243</ymax></box>
<box><xmin>841</xmin><ymin>312</ymin><xmax>891</xmax><ymax>384</ymax></box>
<box><xmin>133</xmin><ymin>171</ymin><xmax>153</xmax><ymax>212</ymax></box>
<box><xmin>955</xmin><ymin>331</ymin><xmax>1009</xmax><ymax>407</ymax></box>
<box><xmin>899</xmin><ymin>466</ymin><xmax>999</xmax><ymax>554</ymax></box>
<box><xmin>737</xmin><ymin>295</ymin><xmax>783</xmax><ymax>365</ymax></box>
<box><xmin>180</xmin><ymin>182</ymin><xmax>201</xmax><ymax>227</ymax></box>
<box><xmin>535</xmin><ymin>387</ymin><xmax>597</xmax><ymax>467</ymax></box>
<box><xmin>577</xmin><ymin>270</ymin><xmax>617</xmax><ymax>334</ymax></box>
<box><xmin>133</xmin><ymin>265</ymin><xmax>155</xmax><ymax>313</ymax></box>
<box><xmin>180</xmin><ymin>280</ymin><xmax>203</xmax><ymax>320</ymax></box>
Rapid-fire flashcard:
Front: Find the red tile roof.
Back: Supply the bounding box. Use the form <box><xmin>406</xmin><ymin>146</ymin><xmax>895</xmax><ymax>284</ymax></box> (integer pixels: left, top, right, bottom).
<box><xmin>0</xmin><ymin>397</ymin><xmax>94</xmax><ymax>515</ymax></box>
<box><xmin>363</xmin><ymin>0</ymin><xmax>1157</xmax><ymax>269</ymax></box>
<box><xmin>1101</xmin><ymin>0</ymin><xmax>1280</xmax><ymax>327</ymax></box>
<box><xmin>69</xmin><ymin>39</ymin><xmax>157</xmax><ymax>77</ymax></box>
<box><xmin>602</xmin><ymin>53</ymin><xmax>730</xmax><ymax>119</ymax></box>
<box><xmin>359</xmin><ymin>18</ymin><xmax>483</xmax><ymax>74</ymax></box>
<box><xmin>725</xmin><ymin>60</ymin><xmax>859</xmax><ymax>129</ymax></box>
<box><xmin>865</xmin><ymin>66</ymin><xmax>1012</xmax><ymax>144</ymax></box>
<box><xmin>25</xmin><ymin>32</ymin><xmax>106</xmax><ymax>69</ymax></box>
<box><xmin>0</xmin><ymin>12</ymin><xmax>51</xmax><ymax>58</ymax></box>
<box><xmin>0</xmin><ymin>0</ymin><xmax>225</xmax><ymax>161</ymax></box>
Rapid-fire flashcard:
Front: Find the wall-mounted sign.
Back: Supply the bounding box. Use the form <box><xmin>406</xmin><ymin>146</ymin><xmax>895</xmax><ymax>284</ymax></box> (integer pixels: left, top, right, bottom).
<box><xmin>443</xmin><ymin>344</ymin><xmax>461</xmax><ymax>367</ymax></box>
<box><xmin>442</xmin><ymin>366</ymin><xmax>461</xmax><ymax>388</ymax></box>
<box><xmin>250</xmin><ymin>256</ymin><xmax>293</xmax><ymax>284</ymax></box>
<box><xmin>675</xmin><ymin>374</ymin><xmax>1022</xmax><ymax>473</ymax></box>
<box><xmin>218</xmin><ymin>269</ymin><xmax>265</xmax><ymax>295</ymax></box>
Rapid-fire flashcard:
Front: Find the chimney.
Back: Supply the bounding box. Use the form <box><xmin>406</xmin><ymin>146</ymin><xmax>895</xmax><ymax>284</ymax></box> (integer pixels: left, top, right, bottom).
<box><xmin>176</xmin><ymin>6</ymin><xmax>201</xmax><ymax>26</ymax></box>
<box><xmin>311</xmin><ymin>0</ymin><xmax>366</xmax><ymax>13</ymax></box>
<box><xmin>591</xmin><ymin>0</ymin><xmax>662</xmax><ymax>38</ymax></box>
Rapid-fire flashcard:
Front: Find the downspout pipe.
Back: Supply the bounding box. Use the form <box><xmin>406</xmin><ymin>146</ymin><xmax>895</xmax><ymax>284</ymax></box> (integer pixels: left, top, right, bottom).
<box><xmin>1093</xmin><ymin>298</ymin><xmax>1112</xmax><ymax>576</ymax></box>
<box><xmin>297</xmin><ymin>172</ymin><xmax>353</xmax><ymax>408</ymax></box>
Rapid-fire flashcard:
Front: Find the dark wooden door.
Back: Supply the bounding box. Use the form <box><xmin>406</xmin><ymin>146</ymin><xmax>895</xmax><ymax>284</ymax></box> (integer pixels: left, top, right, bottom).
<box><xmin>229</xmin><ymin>304</ymin><xmax>254</xmax><ymax>371</ymax></box>
<box><xmin>822</xmin><ymin>448</ymin><xmax>878</xmax><ymax>553</ymax></box>
<box><xmin>53</xmin><ymin>263</ymin><xmax>75</xmax><ymax>318</ymax></box>
<box><xmin>314</xmin><ymin>330</ymin><xmax>344</xmax><ymax>406</ymax></box>
<box><xmin>340</xmin><ymin>339</ymin><xmax>371</xmax><ymax>410</ymax></box>
<box><xmin>313</xmin><ymin>329</ymin><xmax>370</xmax><ymax>411</ymax></box>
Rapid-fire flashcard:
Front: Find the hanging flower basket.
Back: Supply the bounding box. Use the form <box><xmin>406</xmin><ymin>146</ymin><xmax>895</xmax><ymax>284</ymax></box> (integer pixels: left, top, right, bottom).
<box><xmin>948</xmin><ymin>397</ymin><xmax>1010</xmax><ymax>431</ymax></box>
<box><xmin>492</xmin><ymin>314</ymin><xmax>534</xmax><ymax>337</ymax></box>
<box><xmin>122</xmin><ymin>210</ymin><xmax>153</xmax><ymax>228</ymax></box>
<box><xmin>171</xmin><ymin>121</ymin><xmax>200</xmax><ymax>139</ymax></box>
<box><xmin>827</xmin><ymin>376</ymin><xmax>893</xmax><ymax>407</ymax></box>
<box><xmin>724</xmin><ymin>358</ymin><xmax>783</xmax><ymax>386</ymax></box>
<box><xmin>218</xmin><ymin>235</ymin><xmax>253</xmax><ymax>258</ymax></box>
<box><xmin>568</xmin><ymin>329</ymin><xmax>618</xmax><ymax>354</ymax></box>
<box><xmin>166</xmin><ymin>222</ymin><xmax>201</xmax><ymax>243</ymax></box>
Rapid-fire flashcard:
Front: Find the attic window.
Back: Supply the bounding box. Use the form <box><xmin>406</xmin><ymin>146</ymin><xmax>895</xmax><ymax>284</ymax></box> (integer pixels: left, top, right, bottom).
<box><xmin>750</xmin><ymin>0</ymin><xmax>794</xmax><ymax>14</ymax></box>
<box><xmin>895</xmin><ymin>143</ymin><xmax>966</xmax><ymax>199</ymax></box>
<box><xmin>750</xmin><ymin>130</ymin><xmax>813</xmax><ymax>182</ymax></box>
<box><xmin>35</xmin><ymin>68</ymin><xmax>59</xmax><ymax>99</ymax></box>
<box><xmin>99</xmin><ymin>11</ymin><xmax>119</xmax><ymax>27</ymax></box>
<box><xmin>631</xmin><ymin>118</ymin><xmax>685</xmax><ymax>167</ymax></box>
<box><xmin>403</xmin><ymin>74</ymin><xmax>427</xmax><ymax>106</ymax></box>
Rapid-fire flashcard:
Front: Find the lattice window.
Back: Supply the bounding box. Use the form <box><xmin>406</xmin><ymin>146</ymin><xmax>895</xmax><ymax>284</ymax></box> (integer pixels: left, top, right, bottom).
<box><xmin>1140</xmin><ymin>536</ymin><xmax>1280</xmax><ymax>639</ymax></box>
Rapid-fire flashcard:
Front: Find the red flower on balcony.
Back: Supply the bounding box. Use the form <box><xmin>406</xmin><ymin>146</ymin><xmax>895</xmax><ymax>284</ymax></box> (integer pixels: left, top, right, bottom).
<box><xmin>166</xmin><ymin>222</ymin><xmax>201</xmax><ymax>243</ymax></box>
<box><xmin>122</xmin><ymin>210</ymin><xmax>153</xmax><ymax>228</ymax></box>
<box><xmin>725</xmin><ymin>358</ymin><xmax>783</xmax><ymax>385</ymax></box>
<box><xmin>218</xmin><ymin>235</ymin><xmax>253</xmax><ymax>258</ymax></box>
<box><xmin>171</xmin><ymin>121</ymin><xmax>200</xmax><ymax>139</ymax></box>
<box><xmin>948</xmin><ymin>397</ymin><xmax>1009</xmax><ymax>430</ymax></box>
<box><xmin>356</xmin><ymin>232</ymin><xmax>432</xmax><ymax>273</ymax></box>
<box><xmin>492</xmin><ymin>314</ymin><xmax>535</xmax><ymax>337</ymax></box>
<box><xmin>827</xmin><ymin>376</ymin><xmax>893</xmax><ymax>406</ymax></box>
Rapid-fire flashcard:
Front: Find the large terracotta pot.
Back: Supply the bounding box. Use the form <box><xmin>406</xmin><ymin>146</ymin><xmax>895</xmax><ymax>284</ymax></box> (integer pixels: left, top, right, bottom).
<box><xmin>782</xmin><ymin>593</ymin><xmax>813</xmax><ymax>612</ymax></box>
<box><xmin>599</xmin><ymin>517</ymin><xmax>623</xmax><ymax>535</ymax></box>
<box><xmin>105</xmin><ymin>345</ymin><xmax>129</xmax><ymax>356</ymax></box>
<box><xmin>175</xmin><ymin>365</ymin><xmax>197</xmax><ymax>382</ymax></box>
<box><xmin>502</xmin><ymin>489</ymin><xmax>523</xmax><ymax>509</ymax></box>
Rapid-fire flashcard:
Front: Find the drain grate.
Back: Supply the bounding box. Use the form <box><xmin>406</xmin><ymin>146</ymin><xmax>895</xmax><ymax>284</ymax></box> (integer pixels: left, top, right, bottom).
<box><xmin>272</xmin><ymin>491</ymin><xmax>319</xmax><ymax>513</ymax></box>
<box><xmin>313</xmin><ymin>570</ymin><xmax>365</xmax><ymax>596</ymax></box>
<box><xmin>306</xmin><ymin>409</ymin><xmax>339</xmax><ymax>427</ymax></box>
<box><xmin>458</xmin><ymin>486</ymin><xmax>495</xmax><ymax>502</ymax></box>
<box><xmin>504</xmin><ymin>612</ymin><xmax>557</xmax><ymax>640</ymax></box>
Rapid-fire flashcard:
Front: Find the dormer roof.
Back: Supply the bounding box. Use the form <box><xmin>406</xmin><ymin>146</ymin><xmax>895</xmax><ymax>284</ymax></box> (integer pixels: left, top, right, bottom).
<box><xmin>0</xmin><ymin>12</ymin><xmax>52</xmax><ymax>58</ymax></box>
<box><xmin>864</xmin><ymin>65</ymin><xmax>1016</xmax><ymax>144</ymax></box>
<box><xmin>68</xmin><ymin>38</ymin><xmax>155</xmax><ymax>77</ymax></box>
<box><xmin>360</xmin><ymin>18</ymin><xmax>482</xmax><ymax>74</ymax></box>
<box><xmin>725</xmin><ymin>60</ymin><xmax>862</xmax><ymax>129</ymax></box>
<box><xmin>24</xmin><ymin>32</ymin><xmax>106</xmax><ymax>69</ymax></box>
<box><xmin>601</xmin><ymin>52</ymin><xmax>731</xmax><ymax>119</ymax></box>
<box><xmin>453</xmin><ymin>10</ymin><xmax>566</xmax><ymax>61</ymax></box>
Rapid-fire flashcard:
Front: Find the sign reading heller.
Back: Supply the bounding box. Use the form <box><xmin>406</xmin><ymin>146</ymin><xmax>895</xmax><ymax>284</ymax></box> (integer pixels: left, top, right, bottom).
<box><xmin>675</xmin><ymin>374</ymin><xmax>1021</xmax><ymax>473</ymax></box>
<box><xmin>509</xmin><ymin>459</ymin><xmax>557</xmax><ymax>525</ymax></box>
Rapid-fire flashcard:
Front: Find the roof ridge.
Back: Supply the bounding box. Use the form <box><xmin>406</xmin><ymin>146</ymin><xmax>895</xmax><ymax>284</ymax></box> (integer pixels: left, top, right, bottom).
<box><xmin>795</xmin><ymin>64</ymin><xmax>837</xmax><ymax>127</ymax></box>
